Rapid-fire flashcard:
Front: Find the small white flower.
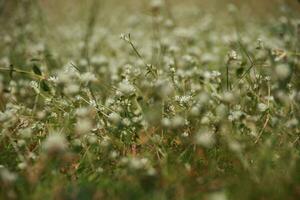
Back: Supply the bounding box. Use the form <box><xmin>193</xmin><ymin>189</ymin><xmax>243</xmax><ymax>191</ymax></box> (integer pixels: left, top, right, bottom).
<box><xmin>43</xmin><ymin>133</ymin><xmax>68</xmax><ymax>153</ymax></box>
<box><xmin>228</xmin><ymin>110</ymin><xmax>243</xmax><ymax>121</ymax></box>
<box><xmin>122</xmin><ymin>118</ymin><xmax>131</xmax><ymax>126</ymax></box>
<box><xmin>190</xmin><ymin>106</ymin><xmax>200</xmax><ymax>116</ymax></box>
<box><xmin>257</xmin><ymin>103</ymin><xmax>268</xmax><ymax>112</ymax></box>
<box><xmin>0</xmin><ymin>169</ymin><xmax>17</xmax><ymax>183</ymax></box>
<box><xmin>81</xmin><ymin>72</ymin><xmax>97</xmax><ymax>83</ymax></box>
<box><xmin>18</xmin><ymin>162</ymin><xmax>27</xmax><ymax>170</ymax></box>
<box><xmin>118</xmin><ymin>79</ymin><xmax>135</xmax><ymax>95</ymax></box>
<box><xmin>150</xmin><ymin>0</ymin><xmax>163</xmax><ymax>10</ymax></box>
<box><xmin>108</xmin><ymin>112</ymin><xmax>121</xmax><ymax>124</ymax></box>
<box><xmin>275</xmin><ymin>64</ymin><xmax>290</xmax><ymax>80</ymax></box>
<box><xmin>223</xmin><ymin>92</ymin><xmax>235</xmax><ymax>103</ymax></box>
<box><xmin>171</xmin><ymin>116</ymin><xmax>185</xmax><ymax>127</ymax></box>
<box><xmin>75</xmin><ymin>119</ymin><xmax>93</xmax><ymax>135</ymax></box>
<box><xmin>64</xmin><ymin>83</ymin><xmax>80</xmax><ymax>94</ymax></box>
<box><xmin>87</xmin><ymin>134</ymin><xmax>97</xmax><ymax>144</ymax></box>
<box><xmin>161</xmin><ymin>118</ymin><xmax>171</xmax><ymax>127</ymax></box>
<box><xmin>48</xmin><ymin>76</ymin><xmax>58</xmax><ymax>83</ymax></box>
<box><xmin>228</xmin><ymin>50</ymin><xmax>238</xmax><ymax>60</ymax></box>
<box><xmin>195</xmin><ymin>130</ymin><xmax>215</xmax><ymax>148</ymax></box>
<box><xmin>19</xmin><ymin>128</ymin><xmax>32</xmax><ymax>138</ymax></box>
<box><xmin>182</xmin><ymin>131</ymin><xmax>189</xmax><ymax>137</ymax></box>
<box><xmin>147</xmin><ymin>167</ymin><xmax>156</xmax><ymax>176</ymax></box>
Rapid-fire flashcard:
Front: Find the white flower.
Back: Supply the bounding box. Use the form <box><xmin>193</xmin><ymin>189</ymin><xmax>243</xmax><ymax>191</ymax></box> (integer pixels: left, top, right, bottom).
<box><xmin>182</xmin><ymin>131</ymin><xmax>189</xmax><ymax>137</ymax></box>
<box><xmin>171</xmin><ymin>116</ymin><xmax>185</xmax><ymax>127</ymax></box>
<box><xmin>48</xmin><ymin>76</ymin><xmax>58</xmax><ymax>83</ymax></box>
<box><xmin>228</xmin><ymin>50</ymin><xmax>238</xmax><ymax>60</ymax></box>
<box><xmin>175</xmin><ymin>95</ymin><xmax>192</xmax><ymax>106</ymax></box>
<box><xmin>30</xmin><ymin>81</ymin><xmax>39</xmax><ymax>92</ymax></box>
<box><xmin>147</xmin><ymin>167</ymin><xmax>156</xmax><ymax>176</ymax></box>
<box><xmin>228</xmin><ymin>110</ymin><xmax>243</xmax><ymax>121</ymax></box>
<box><xmin>19</xmin><ymin>128</ymin><xmax>32</xmax><ymax>138</ymax></box>
<box><xmin>91</xmin><ymin>55</ymin><xmax>108</xmax><ymax>66</ymax></box>
<box><xmin>190</xmin><ymin>106</ymin><xmax>200</xmax><ymax>116</ymax></box>
<box><xmin>108</xmin><ymin>112</ymin><xmax>121</xmax><ymax>124</ymax></box>
<box><xmin>81</xmin><ymin>72</ymin><xmax>97</xmax><ymax>83</ymax></box>
<box><xmin>75</xmin><ymin>107</ymin><xmax>91</xmax><ymax>117</ymax></box>
<box><xmin>208</xmin><ymin>191</ymin><xmax>227</xmax><ymax>200</ymax></box>
<box><xmin>43</xmin><ymin>133</ymin><xmax>68</xmax><ymax>153</ymax></box>
<box><xmin>257</xmin><ymin>103</ymin><xmax>268</xmax><ymax>112</ymax></box>
<box><xmin>87</xmin><ymin>134</ymin><xmax>97</xmax><ymax>144</ymax></box>
<box><xmin>161</xmin><ymin>118</ymin><xmax>171</xmax><ymax>127</ymax></box>
<box><xmin>0</xmin><ymin>169</ymin><xmax>17</xmax><ymax>183</ymax></box>
<box><xmin>228</xmin><ymin>141</ymin><xmax>242</xmax><ymax>153</ymax></box>
<box><xmin>275</xmin><ymin>64</ymin><xmax>290</xmax><ymax>80</ymax></box>
<box><xmin>222</xmin><ymin>92</ymin><xmax>235</xmax><ymax>103</ymax></box>
<box><xmin>64</xmin><ymin>83</ymin><xmax>80</xmax><ymax>94</ymax></box>
<box><xmin>286</xmin><ymin>118</ymin><xmax>298</xmax><ymax>128</ymax></box>
<box><xmin>150</xmin><ymin>0</ymin><xmax>163</xmax><ymax>10</ymax></box>
<box><xmin>122</xmin><ymin>118</ymin><xmax>131</xmax><ymax>126</ymax></box>
<box><xmin>195</xmin><ymin>130</ymin><xmax>215</xmax><ymax>148</ymax></box>
<box><xmin>18</xmin><ymin>162</ymin><xmax>27</xmax><ymax>170</ymax></box>
<box><xmin>75</xmin><ymin>119</ymin><xmax>93</xmax><ymax>135</ymax></box>
<box><xmin>118</xmin><ymin>79</ymin><xmax>135</xmax><ymax>95</ymax></box>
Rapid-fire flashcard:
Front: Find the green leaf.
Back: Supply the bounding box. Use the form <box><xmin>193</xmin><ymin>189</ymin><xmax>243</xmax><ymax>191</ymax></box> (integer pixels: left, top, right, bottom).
<box><xmin>40</xmin><ymin>80</ymin><xmax>50</xmax><ymax>92</ymax></box>
<box><xmin>32</xmin><ymin>64</ymin><xmax>42</xmax><ymax>76</ymax></box>
<box><xmin>236</xmin><ymin>67</ymin><xmax>244</xmax><ymax>76</ymax></box>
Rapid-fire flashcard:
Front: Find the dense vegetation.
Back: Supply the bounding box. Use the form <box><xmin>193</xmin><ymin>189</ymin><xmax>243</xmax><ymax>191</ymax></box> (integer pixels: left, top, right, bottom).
<box><xmin>0</xmin><ymin>0</ymin><xmax>300</xmax><ymax>199</ymax></box>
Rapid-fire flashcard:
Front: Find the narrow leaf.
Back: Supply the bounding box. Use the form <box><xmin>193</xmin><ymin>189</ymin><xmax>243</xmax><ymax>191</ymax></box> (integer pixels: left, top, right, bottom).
<box><xmin>32</xmin><ymin>64</ymin><xmax>42</xmax><ymax>76</ymax></box>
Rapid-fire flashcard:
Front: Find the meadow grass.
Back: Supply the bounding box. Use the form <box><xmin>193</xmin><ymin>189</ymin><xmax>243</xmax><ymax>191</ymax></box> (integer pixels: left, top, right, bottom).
<box><xmin>0</xmin><ymin>0</ymin><xmax>300</xmax><ymax>199</ymax></box>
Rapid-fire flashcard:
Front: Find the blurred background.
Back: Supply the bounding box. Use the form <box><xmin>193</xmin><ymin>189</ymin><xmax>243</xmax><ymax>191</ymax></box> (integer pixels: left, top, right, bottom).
<box><xmin>0</xmin><ymin>0</ymin><xmax>299</xmax><ymax>68</ymax></box>
<box><xmin>1</xmin><ymin>0</ymin><xmax>300</xmax><ymax>23</ymax></box>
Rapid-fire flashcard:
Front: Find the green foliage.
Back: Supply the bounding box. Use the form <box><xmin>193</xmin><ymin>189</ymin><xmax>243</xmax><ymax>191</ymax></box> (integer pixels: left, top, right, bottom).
<box><xmin>0</xmin><ymin>1</ymin><xmax>300</xmax><ymax>200</ymax></box>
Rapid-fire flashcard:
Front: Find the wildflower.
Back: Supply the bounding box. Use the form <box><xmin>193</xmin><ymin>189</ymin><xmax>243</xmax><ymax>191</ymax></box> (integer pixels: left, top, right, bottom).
<box><xmin>108</xmin><ymin>112</ymin><xmax>121</xmax><ymax>124</ymax></box>
<box><xmin>81</xmin><ymin>72</ymin><xmax>97</xmax><ymax>83</ymax></box>
<box><xmin>275</xmin><ymin>64</ymin><xmax>290</xmax><ymax>80</ymax></box>
<box><xmin>182</xmin><ymin>131</ymin><xmax>189</xmax><ymax>137</ymax></box>
<box><xmin>228</xmin><ymin>50</ymin><xmax>238</xmax><ymax>61</ymax></box>
<box><xmin>87</xmin><ymin>134</ymin><xmax>97</xmax><ymax>144</ymax></box>
<box><xmin>286</xmin><ymin>118</ymin><xmax>298</xmax><ymax>128</ymax></box>
<box><xmin>122</xmin><ymin>118</ymin><xmax>131</xmax><ymax>126</ymax></box>
<box><xmin>190</xmin><ymin>106</ymin><xmax>200</xmax><ymax>116</ymax></box>
<box><xmin>150</xmin><ymin>0</ymin><xmax>163</xmax><ymax>12</ymax></box>
<box><xmin>19</xmin><ymin>128</ymin><xmax>32</xmax><ymax>139</ymax></box>
<box><xmin>228</xmin><ymin>110</ymin><xmax>244</xmax><ymax>121</ymax></box>
<box><xmin>43</xmin><ymin>133</ymin><xmax>68</xmax><ymax>154</ymax></box>
<box><xmin>201</xmin><ymin>116</ymin><xmax>210</xmax><ymax>124</ymax></box>
<box><xmin>171</xmin><ymin>116</ymin><xmax>185</xmax><ymax>128</ymax></box>
<box><xmin>0</xmin><ymin>168</ymin><xmax>17</xmax><ymax>183</ymax></box>
<box><xmin>96</xmin><ymin>167</ymin><xmax>104</xmax><ymax>173</ymax></box>
<box><xmin>91</xmin><ymin>55</ymin><xmax>108</xmax><ymax>66</ymax></box>
<box><xmin>64</xmin><ymin>83</ymin><xmax>80</xmax><ymax>94</ymax></box>
<box><xmin>208</xmin><ymin>191</ymin><xmax>227</xmax><ymax>200</ymax></box>
<box><xmin>161</xmin><ymin>118</ymin><xmax>171</xmax><ymax>127</ymax></box>
<box><xmin>257</xmin><ymin>103</ymin><xmax>268</xmax><ymax>112</ymax></box>
<box><xmin>75</xmin><ymin>107</ymin><xmax>91</xmax><ymax>118</ymax></box>
<box><xmin>48</xmin><ymin>76</ymin><xmax>58</xmax><ymax>83</ymax></box>
<box><xmin>18</xmin><ymin>162</ymin><xmax>27</xmax><ymax>170</ymax></box>
<box><xmin>118</xmin><ymin>79</ymin><xmax>136</xmax><ymax>95</ymax></box>
<box><xmin>228</xmin><ymin>141</ymin><xmax>242</xmax><ymax>153</ymax></box>
<box><xmin>30</xmin><ymin>81</ymin><xmax>40</xmax><ymax>94</ymax></box>
<box><xmin>147</xmin><ymin>167</ymin><xmax>156</xmax><ymax>176</ymax></box>
<box><xmin>222</xmin><ymin>92</ymin><xmax>235</xmax><ymax>103</ymax></box>
<box><xmin>75</xmin><ymin>119</ymin><xmax>93</xmax><ymax>135</ymax></box>
<box><xmin>195</xmin><ymin>130</ymin><xmax>215</xmax><ymax>148</ymax></box>
<box><xmin>256</xmin><ymin>38</ymin><xmax>264</xmax><ymax>49</ymax></box>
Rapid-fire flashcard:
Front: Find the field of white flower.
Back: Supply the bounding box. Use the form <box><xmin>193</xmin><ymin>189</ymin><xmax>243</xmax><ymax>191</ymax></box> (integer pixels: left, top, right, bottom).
<box><xmin>0</xmin><ymin>0</ymin><xmax>300</xmax><ymax>199</ymax></box>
